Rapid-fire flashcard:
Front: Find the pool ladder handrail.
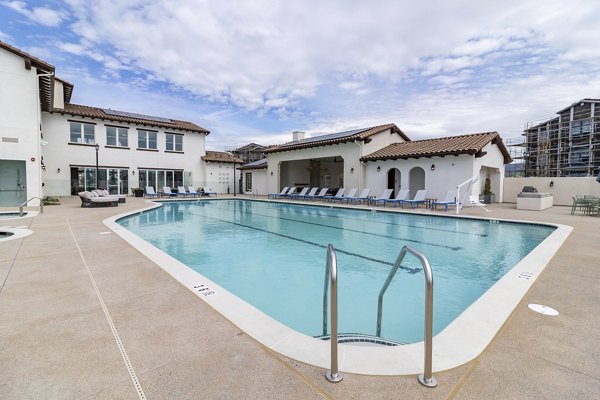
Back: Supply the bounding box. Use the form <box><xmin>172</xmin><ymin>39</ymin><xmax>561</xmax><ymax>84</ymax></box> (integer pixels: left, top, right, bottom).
<box><xmin>322</xmin><ymin>243</ymin><xmax>343</xmax><ymax>383</ymax></box>
<box><xmin>376</xmin><ymin>245</ymin><xmax>437</xmax><ymax>388</ymax></box>
<box><xmin>19</xmin><ymin>196</ymin><xmax>44</xmax><ymax>217</ymax></box>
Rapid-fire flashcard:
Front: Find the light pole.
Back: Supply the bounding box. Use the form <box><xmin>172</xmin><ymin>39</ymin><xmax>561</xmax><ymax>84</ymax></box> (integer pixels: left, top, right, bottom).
<box><xmin>95</xmin><ymin>143</ymin><xmax>100</xmax><ymax>189</ymax></box>
<box><xmin>233</xmin><ymin>161</ymin><xmax>237</xmax><ymax>197</ymax></box>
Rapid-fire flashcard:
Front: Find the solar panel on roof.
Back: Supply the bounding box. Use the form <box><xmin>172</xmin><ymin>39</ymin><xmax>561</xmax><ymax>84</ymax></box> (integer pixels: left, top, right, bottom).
<box><xmin>282</xmin><ymin>128</ymin><xmax>367</xmax><ymax>146</ymax></box>
<box><xmin>101</xmin><ymin>108</ymin><xmax>174</xmax><ymax>124</ymax></box>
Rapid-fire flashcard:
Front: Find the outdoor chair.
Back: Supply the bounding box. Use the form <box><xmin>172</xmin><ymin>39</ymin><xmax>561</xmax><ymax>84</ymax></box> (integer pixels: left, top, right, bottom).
<box><xmin>382</xmin><ymin>189</ymin><xmax>409</xmax><ymax>207</ymax></box>
<box><xmin>298</xmin><ymin>187</ymin><xmax>319</xmax><ymax>200</ymax></box>
<box><xmin>402</xmin><ymin>190</ymin><xmax>428</xmax><ymax>208</ymax></box>
<box><xmin>280</xmin><ymin>187</ymin><xmax>297</xmax><ymax>198</ymax></box>
<box><xmin>312</xmin><ymin>188</ymin><xmax>329</xmax><ymax>201</ymax></box>
<box><xmin>345</xmin><ymin>188</ymin><xmax>371</xmax><ymax>204</ymax></box>
<box><xmin>92</xmin><ymin>189</ymin><xmax>126</xmax><ymax>203</ymax></box>
<box><xmin>145</xmin><ymin>186</ymin><xmax>159</xmax><ymax>198</ymax></box>
<box><xmin>469</xmin><ymin>195</ymin><xmax>491</xmax><ymax>212</ymax></box>
<box><xmin>202</xmin><ymin>187</ymin><xmax>217</xmax><ymax>196</ymax></box>
<box><xmin>269</xmin><ymin>187</ymin><xmax>289</xmax><ymax>199</ymax></box>
<box><xmin>187</xmin><ymin>186</ymin><xmax>200</xmax><ymax>197</ymax></box>
<box><xmin>327</xmin><ymin>188</ymin><xmax>347</xmax><ymax>203</ymax></box>
<box><xmin>431</xmin><ymin>190</ymin><xmax>457</xmax><ymax>211</ymax></box>
<box><xmin>368</xmin><ymin>189</ymin><xmax>394</xmax><ymax>206</ymax></box>
<box><xmin>78</xmin><ymin>191</ymin><xmax>118</xmax><ymax>207</ymax></box>
<box><xmin>177</xmin><ymin>186</ymin><xmax>190</xmax><ymax>197</ymax></box>
<box><xmin>291</xmin><ymin>187</ymin><xmax>310</xmax><ymax>199</ymax></box>
<box><xmin>162</xmin><ymin>187</ymin><xmax>178</xmax><ymax>197</ymax></box>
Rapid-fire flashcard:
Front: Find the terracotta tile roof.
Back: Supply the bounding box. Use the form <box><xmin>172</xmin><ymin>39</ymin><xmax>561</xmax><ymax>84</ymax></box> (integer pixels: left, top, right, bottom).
<box><xmin>202</xmin><ymin>151</ymin><xmax>244</xmax><ymax>163</ymax></box>
<box><xmin>48</xmin><ymin>103</ymin><xmax>209</xmax><ymax>134</ymax></box>
<box><xmin>264</xmin><ymin>123</ymin><xmax>410</xmax><ymax>153</ymax></box>
<box><xmin>238</xmin><ymin>158</ymin><xmax>268</xmax><ymax>170</ymax></box>
<box><xmin>361</xmin><ymin>132</ymin><xmax>512</xmax><ymax>164</ymax></box>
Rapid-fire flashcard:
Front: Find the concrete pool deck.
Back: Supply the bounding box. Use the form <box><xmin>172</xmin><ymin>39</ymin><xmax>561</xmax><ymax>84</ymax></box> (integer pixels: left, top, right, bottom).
<box><xmin>1</xmin><ymin>196</ymin><xmax>599</xmax><ymax>399</ymax></box>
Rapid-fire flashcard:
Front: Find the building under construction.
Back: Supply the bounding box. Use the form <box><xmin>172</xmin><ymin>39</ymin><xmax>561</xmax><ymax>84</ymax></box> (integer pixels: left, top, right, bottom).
<box><xmin>521</xmin><ymin>98</ymin><xmax>600</xmax><ymax>177</ymax></box>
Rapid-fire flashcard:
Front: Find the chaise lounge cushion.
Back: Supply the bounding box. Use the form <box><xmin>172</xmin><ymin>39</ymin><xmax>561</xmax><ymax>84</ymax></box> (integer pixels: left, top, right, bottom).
<box><xmin>78</xmin><ymin>191</ymin><xmax>119</xmax><ymax>207</ymax></box>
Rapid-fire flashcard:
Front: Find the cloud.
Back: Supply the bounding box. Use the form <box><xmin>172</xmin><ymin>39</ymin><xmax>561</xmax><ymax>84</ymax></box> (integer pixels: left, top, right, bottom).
<box><xmin>2</xmin><ymin>1</ymin><xmax>68</xmax><ymax>27</ymax></box>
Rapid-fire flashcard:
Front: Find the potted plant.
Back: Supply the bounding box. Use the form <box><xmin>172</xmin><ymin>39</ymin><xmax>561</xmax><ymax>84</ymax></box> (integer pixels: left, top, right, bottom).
<box><xmin>482</xmin><ymin>176</ymin><xmax>495</xmax><ymax>204</ymax></box>
<box><xmin>132</xmin><ymin>188</ymin><xmax>144</xmax><ymax>197</ymax></box>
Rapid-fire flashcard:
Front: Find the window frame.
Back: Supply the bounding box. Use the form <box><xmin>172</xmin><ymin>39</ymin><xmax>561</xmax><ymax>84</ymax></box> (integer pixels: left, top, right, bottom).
<box><xmin>165</xmin><ymin>132</ymin><xmax>183</xmax><ymax>152</ymax></box>
<box><xmin>106</xmin><ymin>126</ymin><xmax>129</xmax><ymax>148</ymax></box>
<box><xmin>137</xmin><ymin>129</ymin><xmax>158</xmax><ymax>150</ymax></box>
<box><xmin>69</xmin><ymin>121</ymin><xmax>96</xmax><ymax>144</ymax></box>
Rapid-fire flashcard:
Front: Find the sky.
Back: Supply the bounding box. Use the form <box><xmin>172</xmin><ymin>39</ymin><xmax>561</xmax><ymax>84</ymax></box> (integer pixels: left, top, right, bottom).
<box><xmin>1</xmin><ymin>0</ymin><xmax>600</xmax><ymax>152</ymax></box>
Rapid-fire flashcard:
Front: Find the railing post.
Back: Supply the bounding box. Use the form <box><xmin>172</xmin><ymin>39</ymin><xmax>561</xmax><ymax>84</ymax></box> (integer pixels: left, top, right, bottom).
<box><xmin>325</xmin><ymin>244</ymin><xmax>343</xmax><ymax>383</ymax></box>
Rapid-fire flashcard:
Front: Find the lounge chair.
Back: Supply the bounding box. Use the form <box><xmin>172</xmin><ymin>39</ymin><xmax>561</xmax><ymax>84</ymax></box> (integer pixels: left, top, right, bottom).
<box><xmin>382</xmin><ymin>189</ymin><xmax>409</xmax><ymax>207</ymax></box>
<box><xmin>312</xmin><ymin>188</ymin><xmax>329</xmax><ymax>201</ymax></box>
<box><xmin>92</xmin><ymin>189</ymin><xmax>126</xmax><ymax>203</ymax></box>
<box><xmin>431</xmin><ymin>190</ymin><xmax>457</xmax><ymax>211</ymax></box>
<box><xmin>145</xmin><ymin>186</ymin><xmax>159</xmax><ymax>198</ymax></box>
<box><xmin>402</xmin><ymin>190</ymin><xmax>428</xmax><ymax>208</ymax></box>
<box><xmin>78</xmin><ymin>191</ymin><xmax>118</xmax><ymax>207</ymax></box>
<box><xmin>202</xmin><ymin>187</ymin><xmax>217</xmax><ymax>196</ymax></box>
<box><xmin>187</xmin><ymin>186</ymin><xmax>200</xmax><ymax>197</ymax></box>
<box><xmin>162</xmin><ymin>187</ymin><xmax>178</xmax><ymax>197</ymax></box>
<box><xmin>269</xmin><ymin>187</ymin><xmax>289</xmax><ymax>199</ymax></box>
<box><xmin>280</xmin><ymin>187</ymin><xmax>297</xmax><ymax>198</ymax></box>
<box><xmin>368</xmin><ymin>189</ymin><xmax>394</xmax><ymax>206</ymax></box>
<box><xmin>469</xmin><ymin>195</ymin><xmax>491</xmax><ymax>212</ymax></box>
<box><xmin>345</xmin><ymin>188</ymin><xmax>371</xmax><ymax>204</ymax></box>
<box><xmin>297</xmin><ymin>187</ymin><xmax>318</xmax><ymax>200</ymax></box>
<box><xmin>327</xmin><ymin>188</ymin><xmax>347</xmax><ymax>203</ymax></box>
<box><xmin>290</xmin><ymin>187</ymin><xmax>310</xmax><ymax>199</ymax></box>
<box><xmin>177</xmin><ymin>186</ymin><xmax>190</xmax><ymax>197</ymax></box>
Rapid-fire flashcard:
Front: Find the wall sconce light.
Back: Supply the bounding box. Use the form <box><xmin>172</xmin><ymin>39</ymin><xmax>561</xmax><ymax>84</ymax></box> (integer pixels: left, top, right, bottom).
<box><xmin>132</xmin><ymin>170</ymin><xmax>135</xmax><ymax>175</ymax></box>
<box><xmin>57</xmin><ymin>168</ymin><xmax>61</xmax><ymax>173</ymax></box>
<box><xmin>431</xmin><ymin>164</ymin><xmax>435</xmax><ymax>171</ymax></box>
<box><xmin>31</xmin><ymin>157</ymin><xmax>36</xmax><ymax>162</ymax></box>
<box><xmin>270</xmin><ymin>171</ymin><xmax>273</xmax><ymax>176</ymax></box>
<box><xmin>376</xmin><ymin>166</ymin><xmax>381</xmax><ymax>172</ymax></box>
<box><xmin>350</xmin><ymin>167</ymin><xmax>354</xmax><ymax>174</ymax></box>
<box><xmin>549</xmin><ymin>181</ymin><xmax>554</xmax><ymax>187</ymax></box>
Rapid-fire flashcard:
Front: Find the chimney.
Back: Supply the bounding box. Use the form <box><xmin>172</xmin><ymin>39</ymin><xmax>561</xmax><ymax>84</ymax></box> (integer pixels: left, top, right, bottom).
<box><xmin>292</xmin><ymin>131</ymin><xmax>305</xmax><ymax>141</ymax></box>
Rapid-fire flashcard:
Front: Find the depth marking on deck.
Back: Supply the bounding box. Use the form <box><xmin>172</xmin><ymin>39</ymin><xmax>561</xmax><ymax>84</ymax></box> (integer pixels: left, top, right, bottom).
<box><xmin>67</xmin><ymin>220</ymin><xmax>147</xmax><ymax>400</ymax></box>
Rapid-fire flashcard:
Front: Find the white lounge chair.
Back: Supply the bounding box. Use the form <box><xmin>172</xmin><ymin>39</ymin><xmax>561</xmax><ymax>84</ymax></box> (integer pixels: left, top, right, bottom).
<box><xmin>162</xmin><ymin>187</ymin><xmax>178</xmax><ymax>197</ymax></box>
<box><xmin>469</xmin><ymin>195</ymin><xmax>491</xmax><ymax>212</ymax></box>
<box><xmin>188</xmin><ymin>186</ymin><xmax>200</xmax><ymax>197</ymax></box>
<box><xmin>291</xmin><ymin>187</ymin><xmax>309</xmax><ymax>199</ymax></box>
<box><xmin>78</xmin><ymin>191</ymin><xmax>118</xmax><ymax>207</ymax></box>
<box><xmin>92</xmin><ymin>189</ymin><xmax>126</xmax><ymax>203</ymax></box>
<box><xmin>298</xmin><ymin>187</ymin><xmax>319</xmax><ymax>200</ymax></box>
<box><xmin>383</xmin><ymin>189</ymin><xmax>409</xmax><ymax>207</ymax></box>
<box><xmin>269</xmin><ymin>187</ymin><xmax>289</xmax><ymax>199</ymax></box>
<box><xmin>402</xmin><ymin>190</ymin><xmax>428</xmax><ymax>208</ymax></box>
<box><xmin>312</xmin><ymin>188</ymin><xmax>329</xmax><ymax>201</ymax></box>
<box><xmin>431</xmin><ymin>190</ymin><xmax>457</xmax><ymax>211</ymax></box>
<box><xmin>345</xmin><ymin>188</ymin><xmax>371</xmax><ymax>204</ymax></box>
<box><xmin>177</xmin><ymin>186</ymin><xmax>190</xmax><ymax>197</ymax></box>
<box><xmin>368</xmin><ymin>189</ymin><xmax>394</xmax><ymax>206</ymax></box>
<box><xmin>145</xmin><ymin>186</ymin><xmax>159</xmax><ymax>198</ymax></box>
<box><xmin>328</xmin><ymin>188</ymin><xmax>347</xmax><ymax>203</ymax></box>
<box><xmin>280</xmin><ymin>187</ymin><xmax>297</xmax><ymax>198</ymax></box>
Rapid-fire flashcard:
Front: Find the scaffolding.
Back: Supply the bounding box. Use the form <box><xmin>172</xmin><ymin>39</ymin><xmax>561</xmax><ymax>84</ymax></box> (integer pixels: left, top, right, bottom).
<box><xmin>522</xmin><ymin>99</ymin><xmax>600</xmax><ymax>177</ymax></box>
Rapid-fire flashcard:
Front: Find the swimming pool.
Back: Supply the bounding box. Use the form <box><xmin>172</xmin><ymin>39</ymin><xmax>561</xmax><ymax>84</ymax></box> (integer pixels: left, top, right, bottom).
<box><xmin>108</xmin><ymin>199</ymin><xmax>571</xmax><ymax>374</ymax></box>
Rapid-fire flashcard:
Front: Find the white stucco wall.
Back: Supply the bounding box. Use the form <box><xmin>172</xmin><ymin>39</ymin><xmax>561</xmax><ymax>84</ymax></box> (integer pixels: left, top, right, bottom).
<box><xmin>0</xmin><ymin>49</ymin><xmax>43</xmax><ymax>206</ymax></box>
<box><xmin>474</xmin><ymin>141</ymin><xmax>506</xmax><ymax>202</ymax></box>
<box><xmin>41</xmin><ymin>112</ymin><xmax>207</xmax><ymax>196</ymax></box>
<box><xmin>203</xmin><ymin>162</ymin><xmax>238</xmax><ymax>194</ymax></box>
<box><xmin>504</xmin><ymin>177</ymin><xmax>600</xmax><ymax>206</ymax></box>
<box><xmin>364</xmin><ymin>155</ymin><xmax>474</xmax><ymax>200</ymax></box>
<box><xmin>240</xmin><ymin>168</ymin><xmax>268</xmax><ymax>194</ymax></box>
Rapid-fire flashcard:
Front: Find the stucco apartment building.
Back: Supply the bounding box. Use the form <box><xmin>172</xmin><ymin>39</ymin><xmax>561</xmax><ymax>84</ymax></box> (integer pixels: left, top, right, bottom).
<box><xmin>0</xmin><ymin>40</ymin><xmax>241</xmax><ymax>206</ymax></box>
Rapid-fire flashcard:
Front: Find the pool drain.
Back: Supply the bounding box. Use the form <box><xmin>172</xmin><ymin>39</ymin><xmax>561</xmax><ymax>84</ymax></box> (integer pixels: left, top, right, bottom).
<box><xmin>528</xmin><ymin>304</ymin><xmax>559</xmax><ymax>316</ymax></box>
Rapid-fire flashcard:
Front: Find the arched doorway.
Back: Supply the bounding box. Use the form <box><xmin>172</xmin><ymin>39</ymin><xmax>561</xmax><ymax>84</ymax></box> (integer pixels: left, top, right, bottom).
<box><xmin>387</xmin><ymin>168</ymin><xmax>401</xmax><ymax>198</ymax></box>
<box><xmin>408</xmin><ymin>167</ymin><xmax>425</xmax><ymax>198</ymax></box>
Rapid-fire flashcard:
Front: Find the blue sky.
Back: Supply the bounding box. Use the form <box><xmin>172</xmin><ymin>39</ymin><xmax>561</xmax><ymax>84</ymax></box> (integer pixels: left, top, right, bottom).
<box><xmin>2</xmin><ymin>1</ymin><xmax>600</xmax><ymax>151</ymax></box>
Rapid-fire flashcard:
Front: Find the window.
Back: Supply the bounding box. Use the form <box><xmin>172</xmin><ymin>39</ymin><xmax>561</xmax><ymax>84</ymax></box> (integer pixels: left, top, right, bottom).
<box><xmin>106</xmin><ymin>126</ymin><xmax>128</xmax><ymax>147</ymax></box>
<box><xmin>570</xmin><ymin>120</ymin><xmax>591</xmax><ymax>137</ymax></box>
<box><xmin>138</xmin><ymin>130</ymin><xmax>157</xmax><ymax>149</ymax></box>
<box><xmin>166</xmin><ymin>133</ymin><xmax>183</xmax><ymax>152</ymax></box>
<box><xmin>245</xmin><ymin>172</ymin><xmax>252</xmax><ymax>191</ymax></box>
<box><xmin>139</xmin><ymin>169</ymin><xmax>183</xmax><ymax>189</ymax></box>
<box><xmin>70</xmin><ymin>122</ymin><xmax>95</xmax><ymax>144</ymax></box>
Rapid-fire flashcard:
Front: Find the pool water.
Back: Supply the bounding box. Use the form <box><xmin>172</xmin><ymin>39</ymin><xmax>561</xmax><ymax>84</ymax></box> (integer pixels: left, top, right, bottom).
<box><xmin>118</xmin><ymin>199</ymin><xmax>554</xmax><ymax>344</ymax></box>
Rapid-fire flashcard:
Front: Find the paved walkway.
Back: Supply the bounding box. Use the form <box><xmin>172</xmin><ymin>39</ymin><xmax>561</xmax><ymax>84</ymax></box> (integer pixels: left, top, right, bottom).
<box><xmin>1</xmin><ymin>197</ymin><xmax>598</xmax><ymax>399</ymax></box>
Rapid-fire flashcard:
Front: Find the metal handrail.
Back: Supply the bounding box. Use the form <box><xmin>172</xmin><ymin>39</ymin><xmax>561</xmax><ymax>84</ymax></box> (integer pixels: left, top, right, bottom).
<box><xmin>19</xmin><ymin>196</ymin><xmax>44</xmax><ymax>217</ymax></box>
<box><xmin>323</xmin><ymin>244</ymin><xmax>343</xmax><ymax>383</ymax></box>
<box><xmin>376</xmin><ymin>245</ymin><xmax>437</xmax><ymax>388</ymax></box>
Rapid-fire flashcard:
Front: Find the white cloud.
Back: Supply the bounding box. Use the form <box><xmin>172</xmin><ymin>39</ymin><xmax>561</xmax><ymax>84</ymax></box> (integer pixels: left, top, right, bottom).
<box><xmin>0</xmin><ymin>29</ymin><xmax>12</xmax><ymax>41</ymax></box>
<box><xmin>2</xmin><ymin>1</ymin><xmax>68</xmax><ymax>27</ymax></box>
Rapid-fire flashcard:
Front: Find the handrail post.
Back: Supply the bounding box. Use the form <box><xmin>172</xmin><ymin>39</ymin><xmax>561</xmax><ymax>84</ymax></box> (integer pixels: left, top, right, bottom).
<box><xmin>376</xmin><ymin>245</ymin><xmax>436</xmax><ymax>388</ymax></box>
<box><xmin>325</xmin><ymin>244</ymin><xmax>343</xmax><ymax>383</ymax></box>
<box><xmin>19</xmin><ymin>196</ymin><xmax>44</xmax><ymax>217</ymax></box>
